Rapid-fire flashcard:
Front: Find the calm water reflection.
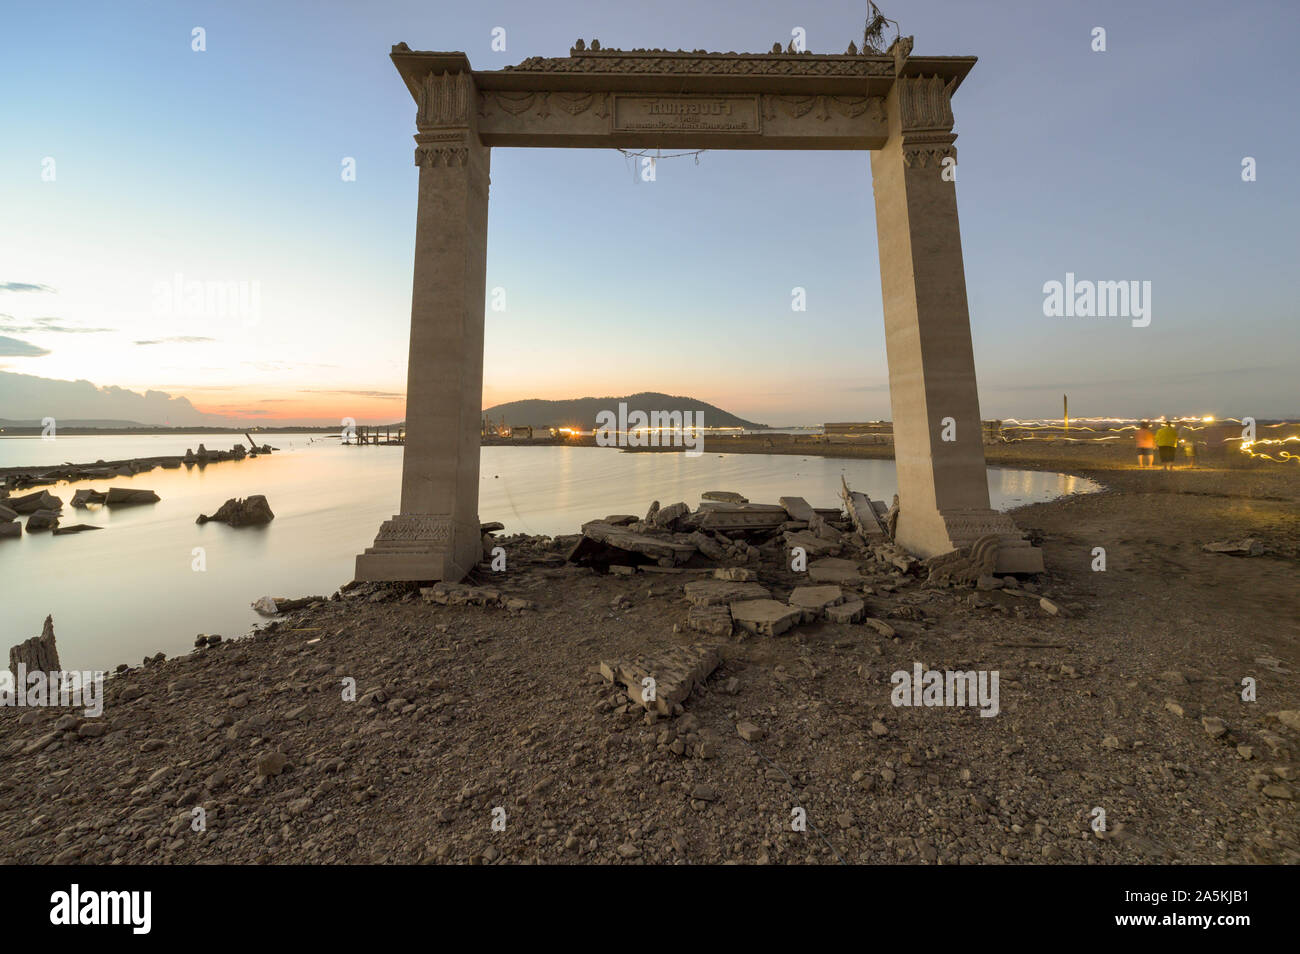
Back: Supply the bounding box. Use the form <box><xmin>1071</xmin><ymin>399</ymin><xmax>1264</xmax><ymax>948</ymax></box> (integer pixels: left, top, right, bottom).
<box><xmin>0</xmin><ymin>436</ymin><xmax>1098</xmax><ymax>670</ymax></box>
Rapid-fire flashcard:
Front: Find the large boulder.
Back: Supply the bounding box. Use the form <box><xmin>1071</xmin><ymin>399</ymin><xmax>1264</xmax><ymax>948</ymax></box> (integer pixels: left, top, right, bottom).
<box><xmin>197</xmin><ymin>495</ymin><xmax>275</xmax><ymax>527</ymax></box>
<box><xmin>0</xmin><ymin>521</ymin><xmax>21</xmax><ymax>539</ymax></box>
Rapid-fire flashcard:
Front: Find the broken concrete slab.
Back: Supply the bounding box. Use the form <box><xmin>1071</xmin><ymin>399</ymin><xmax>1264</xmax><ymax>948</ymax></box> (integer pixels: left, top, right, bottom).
<box><xmin>863</xmin><ymin>618</ymin><xmax>896</xmax><ymax>637</ymax></box>
<box><xmin>729</xmin><ymin>599</ymin><xmax>804</xmax><ymax>637</ymax></box>
<box><xmin>779</xmin><ymin>496</ymin><xmax>816</xmax><ymax>522</ymax></box>
<box><xmin>687</xmin><ymin>603</ymin><xmax>733</xmax><ymax>637</ymax></box>
<box><xmin>825</xmin><ymin>597</ymin><xmax>866</xmax><ymax>624</ymax></box>
<box><xmin>569</xmin><ymin>521</ymin><xmax>697</xmax><ymax>568</ymax></box>
<box><xmin>870</xmin><ymin>542</ymin><xmax>917</xmax><ymax>573</ymax></box>
<box><xmin>688</xmin><ymin>530</ymin><xmax>728</xmax><ymax>561</ymax></box>
<box><xmin>701</xmin><ymin>491</ymin><xmax>748</xmax><ymax>504</ymax></box>
<box><xmin>683</xmin><ymin>579</ymin><xmax>769</xmax><ymax>607</ymax></box>
<box><xmin>1202</xmin><ymin>538</ymin><xmax>1266</xmax><ymax>557</ymax></box>
<box><xmin>420</xmin><ymin>582</ymin><xmax>504</xmax><ymax>606</ymax></box>
<box><xmin>788</xmin><ymin>585</ymin><xmax>847</xmax><ymax>620</ymax></box>
<box><xmin>783</xmin><ymin>530</ymin><xmax>842</xmax><ymax>559</ymax></box>
<box><xmin>713</xmin><ymin>567</ymin><xmax>758</xmax><ymax>582</ymax></box>
<box><xmin>806</xmin><ymin>557</ymin><xmax>867</xmax><ymax>584</ymax></box>
<box><xmin>652</xmin><ymin>501</ymin><xmax>691</xmax><ymax>529</ymax></box>
<box><xmin>697</xmin><ymin>503</ymin><xmax>787</xmax><ymax>532</ymax></box>
<box><xmin>841</xmin><ymin>477</ymin><xmax>886</xmax><ymax>540</ymax></box>
<box><xmin>599</xmin><ymin>643</ymin><xmax>722</xmax><ymax>716</ymax></box>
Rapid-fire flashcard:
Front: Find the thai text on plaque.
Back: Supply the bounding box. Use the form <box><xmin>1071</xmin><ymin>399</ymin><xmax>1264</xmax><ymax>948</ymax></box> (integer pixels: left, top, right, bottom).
<box><xmin>612</xmin><ymin>95</ymin><xmax>760</xmax><ymax>133</ymax></box>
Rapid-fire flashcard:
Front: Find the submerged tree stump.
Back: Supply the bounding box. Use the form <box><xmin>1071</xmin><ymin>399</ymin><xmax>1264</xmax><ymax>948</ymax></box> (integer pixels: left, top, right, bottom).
<box><xmin>9</xmin><ymin>615</ymin><xmax>61</xmax><ymax>675</ymax></box>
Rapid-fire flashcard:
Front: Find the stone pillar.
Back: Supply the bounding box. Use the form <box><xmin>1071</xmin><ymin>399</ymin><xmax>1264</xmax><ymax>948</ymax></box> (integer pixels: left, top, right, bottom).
<box><xmin>871</xmin><ymin>74</ymin><xmax>1041</xmax><ymax>571</ymax></box>
<box><xmin>356</xmin><ymin>69</ymin><xmax>490</xmax><ymax>582</ymax></box>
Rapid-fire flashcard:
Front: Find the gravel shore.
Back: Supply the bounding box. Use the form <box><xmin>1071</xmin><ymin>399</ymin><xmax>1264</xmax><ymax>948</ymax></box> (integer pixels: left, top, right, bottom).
<box><xmin>2</xmin><ymin>448</ymin><xmax>1296</xmax><ymax>865</ymax></box>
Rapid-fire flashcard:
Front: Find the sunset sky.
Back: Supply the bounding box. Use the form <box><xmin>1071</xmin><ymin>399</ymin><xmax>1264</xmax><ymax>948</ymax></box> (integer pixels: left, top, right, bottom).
<box><xmin>1</xmin><ymin>0</ymin><xmax>1296</xmax><ymax>426</ymax></box>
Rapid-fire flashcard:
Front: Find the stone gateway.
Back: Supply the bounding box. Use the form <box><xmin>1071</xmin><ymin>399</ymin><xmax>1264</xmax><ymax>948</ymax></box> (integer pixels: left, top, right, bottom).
<box><xmin>356</xmin><ymin>37</ymin><xmax>1042</xmax><ymax>582</ymax></box>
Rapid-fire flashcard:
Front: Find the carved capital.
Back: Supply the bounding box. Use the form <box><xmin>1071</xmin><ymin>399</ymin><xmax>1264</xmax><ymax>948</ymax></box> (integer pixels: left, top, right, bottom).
<box><xmin>414</xmin><ymin>139</ymin><xmax>471</xmax><ymax>168</ymax></box>
<box><xmin>901</xmin><ymin>132</ymin><xmax>957</xmax><ymax>168</ymax></box>
<box><xmin>416</xmin><ymin>70</ymin><xmax>475</xmax><ymax>129</ymax></box>
<box><xmin>896</xmin><ymin>74</ymin><xmax>955</xmax><ymax>133</ymax></box>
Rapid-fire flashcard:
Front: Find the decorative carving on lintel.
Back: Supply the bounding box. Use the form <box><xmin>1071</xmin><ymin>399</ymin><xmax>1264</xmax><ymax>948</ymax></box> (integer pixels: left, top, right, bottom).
<box><xmin>762</xmin><ymin>94</ymin><xmax>886</xmax><ymax>123</ymax></box>
<box><xmin>502</xmin><ymin>52</ymin><xmax>894</xmax><ymax>77</ymax></box>
<box><xmin>478</xmin><ymin>90</ymin><xmax>610</xmax><ymax>120</ymax></box>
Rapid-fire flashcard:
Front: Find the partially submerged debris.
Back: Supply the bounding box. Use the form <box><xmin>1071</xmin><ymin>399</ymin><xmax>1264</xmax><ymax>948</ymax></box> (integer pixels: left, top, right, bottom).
<box><xmin>105</xmin><ymin>487</ymin><xmax>160</xmax><ymax>506</ymax></box>
<box><xmin>9</xmin><ymin>490</ymin><xmax>62</xmax><ymax>514</ymax></box>
<box><xmin>9</xmin><ymin>615</ymin><xmax>60</xmax><ymax>676</ymax></box>
<box><xmin>197</xmin><ymin>495</ymin><xmax>274</xmax><ymax>526</ymax></box>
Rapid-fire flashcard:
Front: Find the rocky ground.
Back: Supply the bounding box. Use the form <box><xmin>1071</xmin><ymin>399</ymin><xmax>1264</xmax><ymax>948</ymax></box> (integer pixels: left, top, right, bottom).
<box><xmin>1</xmin><ymin>447</ymin><xmax>1296</xmax><ymax>865</ymax></box>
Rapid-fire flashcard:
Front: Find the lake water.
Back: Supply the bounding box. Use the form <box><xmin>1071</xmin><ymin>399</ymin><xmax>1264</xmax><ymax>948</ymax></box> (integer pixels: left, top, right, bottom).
<box><xmin>0</xmin><ymin>434</ymin><xmax>1099</xmax><ymax>671</ymax></box>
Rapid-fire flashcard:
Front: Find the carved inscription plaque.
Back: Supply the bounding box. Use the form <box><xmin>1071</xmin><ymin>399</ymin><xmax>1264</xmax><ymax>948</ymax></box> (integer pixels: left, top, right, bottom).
<box><xmin>612</xmin><ymin>94</ymin><xmax>760</xmax><ymax>133</ymax></box>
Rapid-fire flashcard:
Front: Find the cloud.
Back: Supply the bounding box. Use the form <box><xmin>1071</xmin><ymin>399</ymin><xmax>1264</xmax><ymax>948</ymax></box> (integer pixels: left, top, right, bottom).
<box><xmin>984</xmin><ymin>364</ymin><xmax>1292</xmax><ymax>392</ymax></box>
<box><xmin>133</xmin><ymin>336</ymin><xmax>216</xmax><ymax>345</ymax></box>
<box><xmin>242</xmin><ymin>360</ymin><xmax>339</xmax><ymax>371</ymax></box>
<box><xmin>0</xmin><ymin>315</ymin><xmax>114</xmax><ymax>334</ymax></box>
<box><xmin>300</xmin><ymin>388</ymin><xmax>404</xmax><ymax>398</ymax></box>
<box><xmin>0</xmin><ymin>282</ymin><xmax>56</xmax><ymax>293</ymax></box>
<box><xmin>0</xmin><ymin>336</ymin><xmax>51</xmax><ymax>357</ymax></box>
<box><xmin>0</xmin><ymin>370</ymin><xmax>216</xmax><ymax>425</ymax></box>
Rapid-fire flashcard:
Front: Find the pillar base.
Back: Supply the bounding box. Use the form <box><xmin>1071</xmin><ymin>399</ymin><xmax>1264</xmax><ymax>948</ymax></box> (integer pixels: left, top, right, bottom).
<box><xmin>354</xmin><ymin>514</ymin><xmax>481</xmax><ymax>583</ymax></box>
<box><xmin>896</xmin><ymin>507</ymin><xmax>1044</xmax><ymax>574</ymax></box>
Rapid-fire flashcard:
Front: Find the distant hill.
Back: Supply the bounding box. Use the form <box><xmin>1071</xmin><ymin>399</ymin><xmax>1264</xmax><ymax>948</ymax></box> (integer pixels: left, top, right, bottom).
<box><xmin>0</xmin><ymin>418</ymin><xmax>145</xmax><ymax>429</ymax></box>
<box><xmin>482</xmin><ymin>392</ymin><xmax>765</xmax><ymax>430</ymax></box>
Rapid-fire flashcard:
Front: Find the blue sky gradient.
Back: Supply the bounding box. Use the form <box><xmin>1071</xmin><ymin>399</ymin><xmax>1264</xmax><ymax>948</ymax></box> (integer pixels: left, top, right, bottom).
<box><xmin>1</xmin><ymin>0</ymin><xmax>1295</xmax><ymax>425</ymax></box>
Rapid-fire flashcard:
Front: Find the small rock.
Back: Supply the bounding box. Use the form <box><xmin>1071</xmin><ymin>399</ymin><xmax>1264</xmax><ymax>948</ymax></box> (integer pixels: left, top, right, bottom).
<box><xmin>736</xmin><ymin>721</ymin><xmax>763</xmax><ymax>742</ymax></box>
<box><xmin>256</xmin><ymin>750</ymin><xmax>288</xmax><ymax>777</ymax></box>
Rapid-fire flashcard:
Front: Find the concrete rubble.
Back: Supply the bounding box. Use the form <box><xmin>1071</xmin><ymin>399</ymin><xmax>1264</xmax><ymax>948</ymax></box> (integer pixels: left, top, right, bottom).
<box><xmin>1202</xmin><ymin>538</ymin><xmax>1266</xmax><ymax>557</ymax></box>
<box><xmin>539</xmin><ymin>482</ymin><xmax>1055</xmax><ymax>643</ymax></box>
<box><xmin>599</xmin><ymin>643</ymin><xmax>722</xmax><ymax>717</ymax></box>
